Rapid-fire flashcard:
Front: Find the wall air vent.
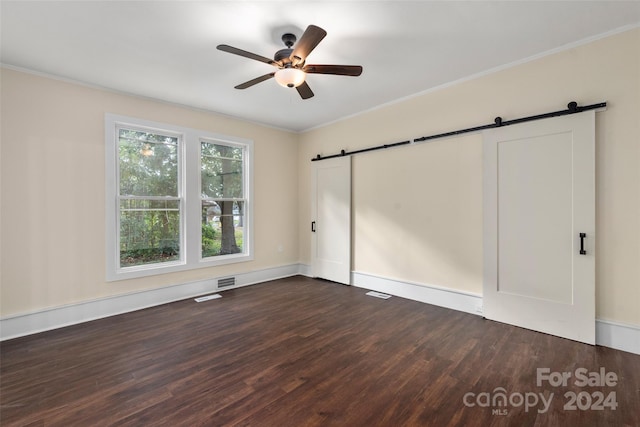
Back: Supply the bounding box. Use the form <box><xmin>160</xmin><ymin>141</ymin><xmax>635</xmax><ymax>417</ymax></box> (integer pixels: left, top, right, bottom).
<box><xmin>218</xmin><ymin>277</ymin><xmax>236</xmax><ymax>288</ymax></box>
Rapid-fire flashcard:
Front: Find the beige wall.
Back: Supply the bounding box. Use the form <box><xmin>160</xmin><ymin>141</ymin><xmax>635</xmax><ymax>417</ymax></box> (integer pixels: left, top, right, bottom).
<box><xmin>299</xmin><ymin>28</ymin><xmax>640</xmax><ymax>325</ymax></box>
<box><xmin>0</xmin><ymin>68</ymin><xmax>299</xmax><ymax>316</ymax></box>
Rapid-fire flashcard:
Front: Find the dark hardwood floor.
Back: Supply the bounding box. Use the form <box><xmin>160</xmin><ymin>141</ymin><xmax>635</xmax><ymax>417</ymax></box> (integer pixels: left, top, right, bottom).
<box><xmin>1</xmin><ymin>276</ymin><xmax>638</xmax><ymax>426</ymax></box>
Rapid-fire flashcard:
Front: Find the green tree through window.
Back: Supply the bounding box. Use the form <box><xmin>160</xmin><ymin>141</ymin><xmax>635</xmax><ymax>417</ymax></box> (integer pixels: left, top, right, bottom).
<box><xmin>201</xmin><ymin>142</ymin><xmax>245</xmax><ymax>257</ymax></box>
<box><xmin>118</xmin><ymin>128</ymin><xmax>181</xmax><ymax>267</ymax></box>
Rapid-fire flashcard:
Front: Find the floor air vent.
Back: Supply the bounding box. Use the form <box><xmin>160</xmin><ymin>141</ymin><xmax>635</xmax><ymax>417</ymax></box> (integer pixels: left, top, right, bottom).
<box><xmin>366</xmin><ymin>291</ymin><xmax>391</xmax><ymax>299</ymax></box>
<box><xmin>218</xmin><ymin>277</ymin><xmax>236</xmax><ymax>288</ymax></box>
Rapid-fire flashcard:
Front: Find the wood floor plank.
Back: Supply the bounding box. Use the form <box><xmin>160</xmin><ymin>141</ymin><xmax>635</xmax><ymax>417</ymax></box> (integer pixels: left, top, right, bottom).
<box><xmin>1</xmin><ymin>276</ymin><xmax>638</xmax><ymax>426</ymax></box>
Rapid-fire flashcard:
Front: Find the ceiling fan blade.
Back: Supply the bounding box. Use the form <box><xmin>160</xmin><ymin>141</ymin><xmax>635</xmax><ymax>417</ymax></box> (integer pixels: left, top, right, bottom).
<box><xmin>290</xmin><ymin>25</ymin><xmax>327</xmax><ymax>66</ymax></box>
<box><xmin>303</xmin><ymin>64</ymin><xmax>363</xmax><ymax>76</ymax></box>
<box><xmin>296</xmin><ymin>81</ymin><xmax>314</xmax><ymax>99</ymax></box>
<box><xmin>234</xmin><ymin>73</ymin><xmax>275</xmax><ymax>89</ymax></box>
<box><xmin>217</xmin><ymin>44</ymin><xmax>281</xmax><ymax>67</ymax></box>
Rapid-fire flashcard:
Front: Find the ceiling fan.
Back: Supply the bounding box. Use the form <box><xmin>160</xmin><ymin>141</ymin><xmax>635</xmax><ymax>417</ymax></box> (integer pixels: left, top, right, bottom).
<box><xmin>217</xmin><ymin>25</ymin><xmax>363</xmax><ymax>100</ymax></box>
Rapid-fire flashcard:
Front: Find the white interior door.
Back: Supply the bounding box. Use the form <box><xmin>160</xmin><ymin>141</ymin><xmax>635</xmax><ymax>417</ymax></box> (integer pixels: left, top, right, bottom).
<box><xmin>311</xmin><ymin>156</ymin><xmax>351</xmax><ymax>285</ymax></box>
<box><xmin>483</xmin><ymin>111</ymin><xmax>595</xmax><ymax>344</ymax></box>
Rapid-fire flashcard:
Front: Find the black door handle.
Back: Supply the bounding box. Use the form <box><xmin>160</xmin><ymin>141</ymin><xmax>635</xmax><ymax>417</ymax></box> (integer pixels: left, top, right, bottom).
<box><xmin>311</xmin><ymin>221</ymin><xmax>316</xmax><ymax>232</ymax></box>
<box><xmin>579</xmin><ymin>233</ymin><xmax>587</xmax><ymax>255</ymax></box>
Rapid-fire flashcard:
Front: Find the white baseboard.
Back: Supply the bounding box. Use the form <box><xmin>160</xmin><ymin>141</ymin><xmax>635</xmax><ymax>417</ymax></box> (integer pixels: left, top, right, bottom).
<box><xmin>596</xmin><ymin>319</ymin><xmax>640</xmax><ymax>355</ymax></box>
<box><xmin>298</xmin><ymin>263</ymin><xmax>313</xmax><ymax>277</ymax></box>
<box><xmin>352</xmin><ymin>271</ymin><xmax>483</xmax><ymax>315</ymax></box>
<box><xmin>0</xmin><ymin>263</ymin><xmax>302</xmax><ymax>341</ymax></box>
<box><xmin>351</xmin><ymin>270</ymin><xmax>640</xmax><ymax>355</ymax></box>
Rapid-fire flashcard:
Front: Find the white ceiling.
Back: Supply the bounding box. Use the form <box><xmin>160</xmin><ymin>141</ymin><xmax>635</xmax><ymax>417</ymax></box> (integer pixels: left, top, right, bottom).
<box><xmin>2</xmin><ymin>1</ymin><xmax>639</xmax><ymax>132</ymax></box>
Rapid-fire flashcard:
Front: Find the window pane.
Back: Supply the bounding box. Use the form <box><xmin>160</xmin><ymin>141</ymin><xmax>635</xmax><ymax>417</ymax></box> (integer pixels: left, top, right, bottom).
<box><xmin>120</xmin><ymin>199</ymin><xmax>180</xmax><ymax>267</ymax></box>
<box><xmin>202</xmin><ymin>200</ymin><xmax>244</xmax><ymax>258</ymax></box>
<box><xmin>119</xmin><ymin>129</ymin><xmax>179</xmax><ymax>197</ymax></box>
<box><xmin>201</xmin><ymin>142</ymin><xmax>243</xmax><ymax>199</ymax></box>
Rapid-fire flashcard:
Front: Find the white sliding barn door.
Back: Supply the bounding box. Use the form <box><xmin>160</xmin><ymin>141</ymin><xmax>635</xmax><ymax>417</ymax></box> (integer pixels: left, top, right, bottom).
<box><xmin>483</xmin><ymin>111</ymin><xmax>595</xmax><ymax>344</ymax></box>
<box><xmin>311</xmin><ymin>156</ymin><xmax>351</xmax><ymax>285</ymax></box>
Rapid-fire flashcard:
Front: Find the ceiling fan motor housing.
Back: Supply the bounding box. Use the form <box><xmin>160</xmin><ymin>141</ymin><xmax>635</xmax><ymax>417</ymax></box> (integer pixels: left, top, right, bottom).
<box><xmin>274</xmin><ymin>48</ymin><xmax>294</xmax><ymax>64</ymax></box>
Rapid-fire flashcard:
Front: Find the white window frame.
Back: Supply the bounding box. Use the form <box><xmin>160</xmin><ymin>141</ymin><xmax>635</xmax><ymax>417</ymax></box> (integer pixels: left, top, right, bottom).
<box><xmin>105</xmin><ymin>114</ymin><xmax>254</xmax><ymax>281</ymax></box>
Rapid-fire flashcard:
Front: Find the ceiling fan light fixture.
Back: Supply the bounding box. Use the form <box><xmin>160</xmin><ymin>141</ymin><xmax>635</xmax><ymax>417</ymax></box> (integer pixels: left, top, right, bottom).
<box><xmin>274</xmin><ymin>68</ymin><xmax>306</xmax><ymax>88</ymax></box>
